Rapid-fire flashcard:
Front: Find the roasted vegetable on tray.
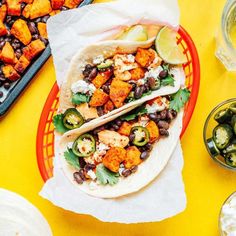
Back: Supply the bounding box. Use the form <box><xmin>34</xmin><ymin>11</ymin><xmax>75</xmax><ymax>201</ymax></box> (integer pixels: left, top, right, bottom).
<box><xmin>0</xmin><ymin>0</ymin><xmax>84</xmax><ymax>99</ymax></box>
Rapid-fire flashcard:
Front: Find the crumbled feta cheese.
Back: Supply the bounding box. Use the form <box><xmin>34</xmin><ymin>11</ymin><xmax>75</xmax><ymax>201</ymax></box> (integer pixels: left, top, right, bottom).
<box><xmin>67</xmin><ymin>142</ymin><xmax>74</xmax><ymax>149</ymax></box>
<box><xmin>145</xmin><ymin>66</ymin><xmax>162</xmax><ymax>79</ymax></box>
<box><xmin>92</xmin><ymin>142</ymin><xmax>109</xmax><ymax>163</ymax></box>
<box><xmin>87</xmin><ymin>170</ymin><xmax>97</xmax><ymax>180</ymax></box>
<box><xmin>145</xmin><ymin>97</ymin><xmax>169</xmax><ymax>113</ymax></box>
<box><xmin>71</xmin><ymin>80</ymin><xmax>96</xmax><ymax>95</ymax></box>
<box><xmin>114</xmin><ymin>54</ymin><xmax>137</xmax><ymax>73</ymax></box>
<box><xmin>93</xmin><ymin>55</ymin><xmax>104</xmax><ymax>65</ymax></box>
<box><xmin>97</xmin><ymin>142</ymin><xmax>109</xmax><ymax>152</ymax></box>
<box><xmin>127</xmin><ymin>54</ymin><xmax>135</xmax><ymax>63</ymax></box>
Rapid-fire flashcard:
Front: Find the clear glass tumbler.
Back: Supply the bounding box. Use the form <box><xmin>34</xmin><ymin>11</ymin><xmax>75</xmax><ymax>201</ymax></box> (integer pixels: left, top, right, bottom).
<box><xmin>215</xmin><ymin>0</ymin><xmax>236</xmax><ymax>71</ymax></box>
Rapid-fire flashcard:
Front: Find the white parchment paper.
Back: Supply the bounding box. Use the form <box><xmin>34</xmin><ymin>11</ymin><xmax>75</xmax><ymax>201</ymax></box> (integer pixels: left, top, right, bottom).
<box><xmin>40</xmin><ymin>0</ymin><xmax>186</xmax><ymax>223</ymax></box>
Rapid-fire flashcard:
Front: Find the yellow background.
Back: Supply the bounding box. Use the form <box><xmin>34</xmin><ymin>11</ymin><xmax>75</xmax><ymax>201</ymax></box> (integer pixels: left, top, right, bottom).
<box><xmin>1</xmin><ymin>0</ymin><xmax>236</xmax><ymax>235</ymax></box>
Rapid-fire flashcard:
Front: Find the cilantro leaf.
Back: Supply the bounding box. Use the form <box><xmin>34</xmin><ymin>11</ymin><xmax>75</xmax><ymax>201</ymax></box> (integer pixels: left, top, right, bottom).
<box><xmin>64</xmin><ymin>148</ymin><xmax>80</xmax><ymax>170</ymax></box>
<box><xmin>72</xmin><ymin>93</ymin><xmax>90</xmax><ymax>105</ymax></box>
<box><xmin>53</xmin><ymin>114</ymin><xmax>69</xmax><ymax>134</ymax></box>
<box><xmin>96</xmin><ymin>164</ymin><xmax>119</xmax><ymax>185</ymax></box>
<box><xmin>161</xmin><ymin>75</ymin><xmax>175</xmax><ymax>86</ymax></box>
<box><xmin>162</xmin><ymin>64</ymin><xmax>170</xmax><ymax>71</ymax></box>
<box><xmin>121</xmin><ymin>105</ymin><xmax>148</xmax><ymax>121</ymax></box>
<box><xmin>169</xmin><ymin>88</ymin><xmax>190</xmax><ymax>112</ymax></box>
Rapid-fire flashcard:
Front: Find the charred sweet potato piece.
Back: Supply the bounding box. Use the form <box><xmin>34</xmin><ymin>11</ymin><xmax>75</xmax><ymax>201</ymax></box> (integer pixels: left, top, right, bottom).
<box><xmin>89</xmin><ymin>89</ymin><xmax>109</xmax><ymax>107</ymax></box>
<box><xmin>23</xmin><ymin>39</ymin><xmax>45</xmax><ymax>60</ymax></box>
<box><xmin>22</xmin><ymin>4</ymin><xmax>31</xmax><ymax>18</ymax></box>
<box><xmin>21</xmin><ymin>0</ymin><xmax>33</xmax><ymax>3</ymax></box>
<box><xmin>6</xmin><ymin>0</ymin><xmax>21</xmax><ymax>16</ymax></box>
<box><xmin>37</xmin><ymin>22</ymin><xmax>48</xmax><ymax>39</ymax></box>
<box><xmin>1</xmin><ymin>42</ymin><xmax>15</xmax><ymax>64</ymax></box>
<box><xmin>102</xmin><ymin>147</ymin><xmax>126</xmax><ymax>172</ymax></box>
<box><xmin>130</xmin><ymin>67</ymin><xmax>145</xmax><ymax>81</ymax></box>
<box><xmin>64</xmin><ymin>0</ymin><xmax>82</xmax><ymax>8</ymax></box>
<box><xmin>2</xmin><ymin>65</ymin><xmax>20</xmax><ymax>81</ymax></box>
<box><xmin>92</xmin><ymin>70</ymin><xmax>112</xmax><ymax>89</ymax></box>
<box><xmin>49</xmin><ymin>9</ymin><xmax>61</xmax><ymax>16</ymax></box>
<box><xmin>104</xmin><ymin>100</ymin><xmax>114</xmax><ymax>114</ymax></box>
<box><xmin>51</xmin><ymin>0</ymin><xmax>65</xmax><ymax>9</ymax></box>
<box><xmin>30</xmin><ymin>0</ymin><xmax>52</xmax><ymax>19</ymax></box>
<box><xmin>0</xmin><ymin>21</ymin><xmax>7</xmax><ymax>36</ymax></box>
<box><xmin>118</xmin><ymin>121</ymin><xmax>132</xmax><ymax>136</ymax></box>
<box><xmin>0</xmin><ymin>4</ymin><xmax>7</xmax><ymax>21</ymax></box>
<box><xmin>109</xmin><ymin>79</ymin><xmax>132</xmax><ymax>108</ymax></box>
<box><xmin>14</xmin><ymin>55</ymin><xmax>30</xmax><ymax>73</ymax></box>
<box><xmin>135</xmin><ymin>48</ymin><xmax>155</xmax><ymax>68</ymax></box>
<box><xmin>146</xmin><ymin>120</ymin><xmax>159</xmax><ymax>143</ymax></box>
<box><xmin>11</xmin><ymin>19</ymin><xmax>32</xmax><ymax>45</ymax></box>
<box><xmin>124</xmin><ymin>146</ymin><xmax>141</xmax><ymax>169</ymax></box>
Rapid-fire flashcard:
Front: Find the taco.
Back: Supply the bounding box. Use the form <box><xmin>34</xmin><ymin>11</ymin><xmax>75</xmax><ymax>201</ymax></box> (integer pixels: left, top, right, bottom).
<box><xmin>53</xmin><ymin>37</ymin><xmax>184</xmax><ymax>134</ymax></box>
<box><xmin>58</xmin><ymin>94</ymin><xmax>186</xmax><ymax>198</ymax></box>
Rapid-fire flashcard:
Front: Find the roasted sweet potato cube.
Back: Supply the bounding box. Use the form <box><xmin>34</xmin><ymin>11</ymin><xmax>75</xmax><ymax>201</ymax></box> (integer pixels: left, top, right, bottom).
<box><xmin>6</xmin><ymin>0</ymin><xmax>21</xmax><ymax>16</ymax></box>
<box><xmin>64</xmin><ymin>0</ymin><xmax>82</xmax><ymax>8</ymax></box>
<box><xmin>92</xmin><ymin>69</ymin><xmax>112</xmax><ymax>89</ymax></box>
<box><xmin>146</xmin><ymin>120</ymin><xmax>159</xmax><ymax>143</ymax></box>
<box><xmin>135</xmin><ymin>48</ymin><xmax>155</xmax><ymax>68</ymax></box>
<box><xmin>1</xmin><ymin>42</ymin><xmax>15</xmax><ymax>64</ymax></box>
<box><xmin>30</xmin><ymin>0</ymin><xmax>52</xmax><ymax>19</ymax></box>
<box><xmin>130</xmin><ymin>67</ymin><xmax>145</xmax><ymax>81</ymax></box>
<box><xmin>89</xmin><ymin>89</ymin><xmax>109</xmax><ymax>107</ymax></box>
<box><xmin>37</xmin><ymin>22</ymin><xmax>48</xmax><ymax>39</ymax></box>
<box><xmin>118</xmin><ymin>121</ymin><xmax>132</xmax><ymax>136</ymax></box>
<box><xmin>102</xmin><ymin>147</ymin><xmax>126</xmax><ymax>172</ymax></box>
<box><xmin>124</xmin><ymin>146</ymin><xmax>141</xmax><ymax>169</ymax></box>
<box><xmin>104</xmin><ymin>100</ymin><xmax>114</xmax><ymax>114</ymax></box>
<box><xmin>11</xmin><ymin>19</ymin><xmax>32</xmax><ymax>45</ymax></box>
<box><xmin>21</xmin><ymin>0</ymin><xmax>33</xmax><ymax>3</ymax></box>
<box><xmin>23</xmin><ymin>39</ymin><xmax>45</xmax><ymax>60</ymax></box>
<box><xmin>0</xmin><ymin>4</ymin><xmax>7</xmax><ymax>21</ymax></box>
<box><xmin>2</xmin><ymin>65</ymin><xmax>20</xmax><ymax>81</ymax></box>
<box><xmin>109</xmin><ymin>79</ymin><xmax>132</xmax><ymax>108</ymax></box>
<box><xmin>49</xmin><ymin>10</ymin><xmax>61</xmax><ymax>16</ymax></box>
<box><xmin>51</xmin><ymin>0</ymin><xmax>65</xmax><ymax>9</ymax></box>
<box><xmin>22</xmin><ymin>4</ymin><xmax>31</xmax><ymax>18</ymax></box>
<box><xmin>0</xmin><ymin>21</ymin><xmax>7</xmax><ymax>36</ymax></box>
<box><xmin>14</xmin><ymin>55</ymin><xmax>30</xmax><ymax>73</ymax></box>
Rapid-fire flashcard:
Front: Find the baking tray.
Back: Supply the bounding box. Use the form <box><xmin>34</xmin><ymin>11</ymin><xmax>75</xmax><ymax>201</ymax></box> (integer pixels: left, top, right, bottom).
<box><xmin>0</xmin><ymin>0</ymin><xmax>93</xmax><ymax>117</ymax></box>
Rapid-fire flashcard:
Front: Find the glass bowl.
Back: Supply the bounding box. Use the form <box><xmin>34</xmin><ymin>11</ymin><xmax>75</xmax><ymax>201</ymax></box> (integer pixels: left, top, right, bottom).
<box><xmin>203</xmin><ymin>98</ymin><xmax>236</xmax><ymax>170</ymax></box>
<box><xmin>219</xmin><ymin>191</ymin><xmax>236</xmax><ymax>235</ymax></box>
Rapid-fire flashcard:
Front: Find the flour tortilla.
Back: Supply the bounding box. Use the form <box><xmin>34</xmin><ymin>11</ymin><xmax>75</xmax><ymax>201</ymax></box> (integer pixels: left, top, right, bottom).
<box><xmin>58</xmin><ymin>108</ymin><xmax>183</xmax><ymax>199</ymax></box>
<box><xmin>58</xmin><ymin>39</ymin><xmax>182</xmax><ymax>117</ymax></box>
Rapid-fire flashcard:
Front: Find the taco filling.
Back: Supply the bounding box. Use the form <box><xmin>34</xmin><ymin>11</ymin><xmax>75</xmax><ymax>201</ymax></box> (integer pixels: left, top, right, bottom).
<box><xmin>54</xmin><ymin>44</ymin><xmax>182</xmax><ymax>133</ymax></box>
<box><xmin>62</xmin><ymin>94</ymin><xmax>186</xmax><ymax>187</ymax></box>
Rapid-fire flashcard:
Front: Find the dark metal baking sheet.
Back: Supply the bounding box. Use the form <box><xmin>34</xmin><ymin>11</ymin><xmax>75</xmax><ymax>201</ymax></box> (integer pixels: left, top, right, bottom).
<box><xmin>0</xmin><ymin>0</ymin><xmax>93</xmax><ymax>117</ymax></box>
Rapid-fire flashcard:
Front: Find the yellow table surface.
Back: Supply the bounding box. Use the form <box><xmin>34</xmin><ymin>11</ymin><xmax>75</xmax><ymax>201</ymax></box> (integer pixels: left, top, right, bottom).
<box><xmin>1</xmin><ymin>0</ymin><xmax>236</xmax><ymax>235</ymax></box>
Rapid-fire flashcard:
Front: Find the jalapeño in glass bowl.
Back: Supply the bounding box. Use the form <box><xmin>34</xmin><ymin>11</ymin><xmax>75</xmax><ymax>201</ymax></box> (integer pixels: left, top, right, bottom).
<box><xmin>203</xmin><ymin>98</ymin><xmax>236</xmax><ymax>170</ymax></box>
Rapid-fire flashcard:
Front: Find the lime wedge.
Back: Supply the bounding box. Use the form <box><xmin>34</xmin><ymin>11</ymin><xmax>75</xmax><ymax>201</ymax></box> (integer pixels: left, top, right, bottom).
<box><xmin>155</xmin><ymin>26</ymin><xmax>187</xmax><ymax>65</ymax></box>
<box><xmin>118</xmin><ymin>25</ymin><xmax>148</xmax><ymax>42</ymax></box>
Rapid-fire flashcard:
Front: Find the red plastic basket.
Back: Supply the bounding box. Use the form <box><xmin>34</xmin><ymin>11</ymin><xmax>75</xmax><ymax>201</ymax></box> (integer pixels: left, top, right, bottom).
<box><xmin>36</xmin><ymin>26</ymin><xmax>200</xmax><ymax>182</ymax></box>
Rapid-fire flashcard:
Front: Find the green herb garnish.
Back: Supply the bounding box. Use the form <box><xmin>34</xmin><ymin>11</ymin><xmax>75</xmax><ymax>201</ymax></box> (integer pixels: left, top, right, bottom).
<box><xmin>161</xmin><ymin>75</ymin><xmax>175</xmax><ymax>86</ymax></box>
<box><xmin>72</xmin><ymin>93</ymin><xmax>90</xmax><ymax>105</ymax></box>
<box><xmin>53</xmin><ymin>114</ymin><xmax>69</xmax><ymax>133</ymax></box>
<box><xmin>96</xmin><ymin>164</ymin><xmax>119</xmax><ymax>185</ymax></box>
<box><xmin>121</xmin><ymin>105</ymin><xmax>148</xmax><ymax>121</ymax></box>
<box><xmin>169</xmin><ymin>88</ymin><xmax>190</xmax><ymax>112</ymax></box>
<box><xmin>64</xmin><ymin>148</ymin><xmax>80</xmax><ymax>170</ymax></box>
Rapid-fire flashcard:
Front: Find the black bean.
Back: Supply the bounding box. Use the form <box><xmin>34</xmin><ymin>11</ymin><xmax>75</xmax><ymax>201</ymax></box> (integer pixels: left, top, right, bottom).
<box><xmin>3</xmin><ymin>82</ymin><xmax>10</xmax><ymax>90</ymax></box>
<box><xmin>144</xmin><ymin>83</ymin><xmax>150</xmax><ymax>92</ymax></box>
<box><xmin>21</xmin><ymin>2</ymin><xmax>26</xmax><ymax>9</ymax></box>
<box><xmin>149</xmin><ymin>113</ymin><xmax>158</xmax><ymax>121</ymax></box>
<box><xmin>34</xmin><ymin>18</ymin><xmax>42</xmax><ymax>23</ymax></box>
<box><xmin>157</xmin><ymin>120</ymin><xmax>169</xmax><ymax>130</ymax></box>
<box><xmin>140</xmin><ymin>151</ymin><xmax>149</xmax><ymax>160</ymax></box>
<box><xmin>0</xmin><ymin>41</ymin><xmax>5</xmax><ymax>49</ymax></box>
<box><xmin>115</xmin><ymin>119</ymin><xmax>122</xmax><ymax>126</ymax></box>
<box><xmin>6</xmin><ymin>16</ymin><xmax>13</xmax><ymax>25</ymax></box>
<box><xmin>73</xmin><ymin>172</ymin><xmax>83</xmax><ymax>184</ymax></box>
<box><xmin>166</xmin><ymin>110</ymin><xmax>174</xmax><ymax>120</ymax></box>
<box><xmin>134</xmin><ymin>86</ymin><xmax>143</xmax><ymax>99</ymax></box>
<box><xmin>122</xmin><ymin>169</ymin><xmax>132</xmax><ymax>177</ymax></box>
<box><xmin>101</xmin><ymin>84</ymin><xmax>110</xmax><ymax>94</ymax></box>
<box><xmin>83</xmin><ymin>64</ymin><xmax>93</xmax><ymax>77</ymax></box>
<box><xmin>159</xmin><ymin>129</ymin><xmax>169</xmax><ymax>136</ymax></box>
<box><xmin>105</xmin><ymin>78</ymin><xmax>112</xmax><ymax>86</ymax></box>
<box><xmin>129</xmin><ymin>133</ymin><xmax>135</xmax><ymax>142</ymax></box>
<box><xmin>130</xmin><ymin>82</ymin><xmax>136</xmax><ymax>90</ymax></box>
<box><xmin>39</xmin><ymin>36</ymin><xmax>48</xmax><ymax>45</ymax></box>
<box><xmin>12</xmin><ymin>42</ymin><xmax>21</xmax><ymax>50</ymax></box>
<box><xmin>160</xmin><ymin>110</ymin><xmax>167</xmax><ymax>120</ymax></box>
<box><xmin>97</xmin><ymin>107</ymin><xmax>104</xmax><ymax>117</ymax></box>
<box><xmin>42</xmin><ymin>15</ymin><xmax>50</xmax><ymax>23</ymax></box>
<box><xmin>32</xmin><ymin>34</ymin><xmax>39</xmax><ymax>40</ymax></box>
<box><xmin>130</xmin><ymin>165</ymin><xmax>138</xmax><ymax>173</ymax></box>
<box><xmin>144</xmin><ymin>143</ymin><xmax>153</xmax><ymax>152</ymax></box>
<box><xmin>112</xmin><ymin>124</ymin><xmax>119</xmax><ymax>131</ymax></box>
<box><xmin>15</xmin><ymin>49</ymin><xmax>22</xmax><ymax>59</ymax></box>
<box><xmin>0</xmin><ymin>91</ymin><xmax>3</xmax><ymax>98</ymax></box>
<box><xmin>148</xmin><ymin>77</ymin><xmax>156</xmax><ymax>90</ymax></box>
<box><xmin>170</xmin><ymin>109</ymin><xmax>177</xmax><ymax>118</ymax></box>
<box><xmin>110</xmin><ymin>127</ymin><xmax>115</xmax><ymax>131</ymax></box>
<box><xmin>5</xmin><ymin>37</ymin><xmax>11</xmax><ymax>43</ymax></box>
<box><xmin>28</xmin><ymin>22</ymin><xmax>38</xmax><ymax>35</ymax></box>
<box><xmin>159</xmin><ymin>69</ymin><xmax>168</xmax><ymax>79</ymax></box>
<box><xmin>78</xmin><ymin>169</ymin><xmax>86</xmax><ymax>181</ymax></box>
<box><xmin>0</xmin><ymin>76</ymin><xmax>6</xmax><ymax>82</ymax></box>
<box><xmin>79</xmin><ymin>158</ymin><xmax>86</xmax><ymax>169</ymax></box>
<box><xmin>84</xmin><ymin>163</ymin><xmax>96</xmax><ymax>172</ymax></box>
<box><xmin>93</xmin><ymin>126</ymin><xmax>105</xmax><ymax>135</ymax></box>
<box><xmin>88</xmin><ymin>68</ymin><xmax>98</xmax><ymax>80</ymax></box>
